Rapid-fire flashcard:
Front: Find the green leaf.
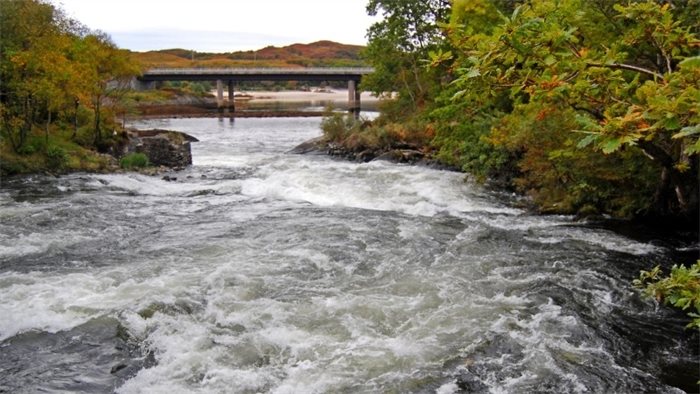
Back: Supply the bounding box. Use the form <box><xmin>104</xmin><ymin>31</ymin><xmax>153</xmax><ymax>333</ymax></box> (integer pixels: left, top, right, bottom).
<box><xmin>510</xmin><ymin>84</ymin><xmax>524</xmax><ymax>96</ymax></box>
<box><xmin>577</xmin><ymin>133</ymin><xmax>598</xmax><ymax>149</ymax></box>
<box><xmin>544</xmin><ymin>55</ymin><xmax>557</xmax><ymax>66</ymax></box>
<box><xmin>451</xmin><ymin>89</ymin><xmax>467</xmax><ymax>101</ymax></box>
<box><xmin>673</xmin><ymin>125</ymin><xmax>700</xmax><ymax>139</ymax></box>
<box><xmin>678</xmin><ymin>55</ymin><xmax>700</xmax><ymax>71</ymax></box>
<box><xmin>601</xmin><ymin>138</ymin><xmax>622</xmax><ymax>154</ymax></box>
<box><xmin>428</xmin><ymin>49</ymin><xmax>453</xmax><ymax>67</ymax></box>
<box><xmin>510</xmin><ymin>5</ymin><xmax>522</xmax><ymax>21</ymax></box>
<box><xmin>574</xmin><ymin>114</ymin><xmax>601</xmax><ymax>132</ymax></box>
<box><xmin>676</xmin><ymin>298</ymin><xmax>691</xmax><ymax>309</ymax></box>
<box><xmin>466</xmin><ymin>68</ymin><xmax>481</xmax><ymax>78</ymax></box>
<box><xmin>685</xmin><ymin>140</ymin><xmax>700</xmax><ymax>155</ymax></box>
<box><xmin>663</xmin><ymin>115</ymin><xmax>681</xmax><ymax>130</ymax></box>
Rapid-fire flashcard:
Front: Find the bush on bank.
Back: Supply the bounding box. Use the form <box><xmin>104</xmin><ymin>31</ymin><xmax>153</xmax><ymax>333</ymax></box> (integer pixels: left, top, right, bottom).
<box><xmin>360</xmin><ymin>0</ymin><xmax>699</xmax><ymax>223</ymax></box>
<box><xmin>634</xmin><ymin>261</ymin><xmax>700</xmax><ymax>330</ymax></box>
<box><xmin>119</xmin><ymin>153</ymin><xmax>150</xmax><ymax>169</ymax></box>
<box><xmin>0</xmin><ymin>127</ymin><xmax>116</xmax><ymax>177</ymax></box>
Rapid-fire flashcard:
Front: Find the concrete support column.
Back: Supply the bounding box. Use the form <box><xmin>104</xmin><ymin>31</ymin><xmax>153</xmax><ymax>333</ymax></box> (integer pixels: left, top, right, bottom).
<box><xmin>131</xmin><ymin>78</ymin><xmax>155</xmax><ymax>91</ymax></box>
<box><xmin>227</xmin><ymin>80</ymin><xmax>235</xmax><ymax>112</ymax></box>
<box><xmin>348</xmin><ymin>79</ymin><xmax>356</xmax><ymax>110</ymax></box>
<box><xmin>348</xmin><ymin>79</ymin><xmax>360</xmax><ymax>117</ymax></box>
<box><xmin>216</xmin><ymin>80</ymin><xmax>224</xmax><ymax>111</ymax></box>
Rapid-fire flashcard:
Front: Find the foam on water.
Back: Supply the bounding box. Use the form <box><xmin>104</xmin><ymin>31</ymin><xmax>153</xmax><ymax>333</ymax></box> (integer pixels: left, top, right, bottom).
<box><xmin>86</xmin><ymin>173</ymin><xmax>243</xmax><ymax>198</ymax></box>
<box><xmin>0</xmin><ymin>117</ymin><xmax>692</xmax><ymax>393</ymax></box>
<box><xmin>240</xmin><ymin>160</ymin><xmax>520</xmax><ymax>217</ymax></box>
<box><xmin>0</xmin><ymin>230</ymin><xmax>93</xmax><ymax>258</ymax></box>
<box><xmin>526</xmin><ymin>226</ymin><xmax>662</xmax><ymax>255</ymax></box>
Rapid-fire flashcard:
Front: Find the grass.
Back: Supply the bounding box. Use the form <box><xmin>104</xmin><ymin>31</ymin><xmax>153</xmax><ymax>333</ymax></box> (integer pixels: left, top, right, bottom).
<box><xmin>321</xmin><ymin>112</ymin><xmax>434</xmax><ymax>153</ymax></box>
<box><xmin>124</xmin><ymin>89</ymin><xmax>176</xmax><ymax>104</ymax></box>
<box><xmin>1</xmin><ymin>126</ymin><xmax>116</xmax><ymax>178</ymax></box>
<box><xmin>119</xmin><ymin>152</ymin><xmax>149</xmax><ymax>169</ymax></box>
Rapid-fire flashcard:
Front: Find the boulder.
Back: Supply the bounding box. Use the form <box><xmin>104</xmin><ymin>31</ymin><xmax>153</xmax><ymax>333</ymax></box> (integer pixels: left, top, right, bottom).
<box><xmin>126</xmin><ymin>129</ymin><xmax>197</xmax><ymax>169</ymax></box>
<box><xmin>373</xmin><ymin>149</ymin><xmax>424</xmax><ymax>163</ymax></box>
<box><xmin>288</xmin><ymin>136</ymin><xmax>328</xmax><ymax>155</ymax></box>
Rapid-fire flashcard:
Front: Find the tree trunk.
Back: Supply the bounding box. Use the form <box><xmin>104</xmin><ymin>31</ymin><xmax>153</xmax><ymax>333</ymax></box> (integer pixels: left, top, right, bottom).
<box><xmin>668</xmin><ymin>168</ymin><xmax>689</xmax><ymax>212</ymax></box>
<box><xmin>93</xmin><ymin>98</ymin><xmax>101</xmax><ymax>146</ymax></box>
<box><xmin>637</xmin><ymin>140</ymin><xmax>693</xmax><ymax>216</ymax></box>
<box><xmin>652</xmin><ymin>167</ymin><xmax>671</xmax><ymax>215</ymax></box>
<box><xmin>72</xmin><ymin>99</ymin><xmax>79</xmax><ymax>139</ymax></box>
<box><xmin>15</xmin><ymin>96</ymin><xmax>32</xmax><ymax>151</ymax></box>
<box><xmin>45</xmin><ymin>109</ymin><xmax>51</xmax><ymax>147</ymax></box>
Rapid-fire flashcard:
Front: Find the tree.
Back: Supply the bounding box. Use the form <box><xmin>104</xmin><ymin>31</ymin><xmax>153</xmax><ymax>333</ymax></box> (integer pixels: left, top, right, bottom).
<box><xmin>0</xmin><ymin>0</ymin><xmax>61</xmax><ymax>151</ymax></box>
<box><xmin>363</xmin><ymin>0</ymin><xmax>451</xmax><ymax>110</ymax></box>
<box><xmin>0</xmin><ymin>0</ymin><xmax>139</xmax><ymax>155</ymax></box>
<box><xmin>72</xmin><ymin>33</ymin><xmax>139</xmax><ymax>148</ymax></box>
<box><xmin>449</xmin><ymin>0</ymin><xmax>699</xmax><ymax>218</ymax></box>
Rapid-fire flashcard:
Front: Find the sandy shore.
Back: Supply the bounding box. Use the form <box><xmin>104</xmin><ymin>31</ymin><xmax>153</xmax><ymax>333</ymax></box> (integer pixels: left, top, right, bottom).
<box><xmin>212</xmin><ymin>89</ymin><xmax>382</xmax><ymax>103</ymax></box>
<box><xmin>136</xmin><ymin>89</ymin><xmax>385</xmax><ymax>118</ymax></box>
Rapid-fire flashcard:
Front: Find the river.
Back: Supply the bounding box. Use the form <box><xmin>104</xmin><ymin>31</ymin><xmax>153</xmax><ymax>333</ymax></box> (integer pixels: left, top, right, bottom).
<box><xmin>0</xmin><ymin>116</ymin><xmax>697</xmax><ymax>393</ymax></box>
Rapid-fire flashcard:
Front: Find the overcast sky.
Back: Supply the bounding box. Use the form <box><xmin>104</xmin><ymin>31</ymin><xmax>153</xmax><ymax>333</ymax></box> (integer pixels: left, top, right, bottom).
<box><xmin>51</xmin><ymin>0</ymin><xmax>379</xmax><ymax>52</ymax></box>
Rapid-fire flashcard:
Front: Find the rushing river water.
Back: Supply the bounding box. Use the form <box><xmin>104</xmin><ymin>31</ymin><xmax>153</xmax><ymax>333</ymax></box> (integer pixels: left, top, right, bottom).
<box><xmin>1</xmin><ymin>116</ymin><xmax>698</xmax><ymax>393</ymax></box>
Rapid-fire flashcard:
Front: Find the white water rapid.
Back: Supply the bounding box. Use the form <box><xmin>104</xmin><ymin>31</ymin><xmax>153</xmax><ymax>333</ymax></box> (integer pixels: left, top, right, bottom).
<box><xmin>0</xmin><ymin>116</ymin><xmax>696</xmax><ymax>393</ymax></box>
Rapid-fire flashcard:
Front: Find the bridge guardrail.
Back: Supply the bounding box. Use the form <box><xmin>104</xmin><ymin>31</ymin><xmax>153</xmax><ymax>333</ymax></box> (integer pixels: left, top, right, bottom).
<box><xmin>143</xmin><ymin>67</ymin><xmax>375</xmax><ymax>75</ymax></box>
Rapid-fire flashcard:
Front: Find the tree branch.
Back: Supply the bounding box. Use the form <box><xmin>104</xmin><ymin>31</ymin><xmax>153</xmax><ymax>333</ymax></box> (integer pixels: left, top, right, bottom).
<box><xmin>570</xmin><ymin>103</ymin><xmax>604</xmax><ymax>121</ymax></box>
<box><xmin>650</xmin><ymin>36</ymin><xmax>673</xmax><ymax>74</ymax></box>
<box><xmin>637</xmin><ymin>140</ymin><xmax>690</xmax><ymax>211</ymax></box>
<box><xmin>636</xmin><ymin>139</ymin><xmax>675</xmax><ymax>169</ymax></box>
<box><xmin>586</xmin><ymin>62</ymin><xmax>664</xmax><ymax>79</ymax></box>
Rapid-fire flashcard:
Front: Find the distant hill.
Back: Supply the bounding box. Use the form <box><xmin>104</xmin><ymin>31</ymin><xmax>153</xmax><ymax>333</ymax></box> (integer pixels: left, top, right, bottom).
<box><xmin>131</xmin><ymin>40</ymin><xmax>367</xmax><ymax>69</ymax></box>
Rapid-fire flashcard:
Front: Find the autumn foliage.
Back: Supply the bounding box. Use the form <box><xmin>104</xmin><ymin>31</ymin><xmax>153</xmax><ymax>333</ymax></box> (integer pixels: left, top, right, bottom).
<box><xmin>361</xmin><ymin>0</ymin><xmax>699</xmax><ymax>222</ymax></box>
<box><xmin>0</xmin><ymin>0</ymin><xmax>139</xmax><ymax>170</ymax></box>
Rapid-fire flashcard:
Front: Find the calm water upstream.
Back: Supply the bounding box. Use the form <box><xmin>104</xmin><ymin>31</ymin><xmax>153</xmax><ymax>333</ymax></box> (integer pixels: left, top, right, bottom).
<box><xmin>0</xmin><ymin>116</ymin><xmax>697</xmax><ymax>393</ymax></box>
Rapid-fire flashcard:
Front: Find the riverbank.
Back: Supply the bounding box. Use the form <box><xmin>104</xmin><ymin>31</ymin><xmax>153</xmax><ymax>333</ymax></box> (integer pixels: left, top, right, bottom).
<box><xmin>2</xmin><ymin>89</ymin><xmax>373</xmax><ymax>179</ymax></box>
<box><xmin>133</xmin><ymin>89</ymin><xmax>381</xmax><ymax>118</ymax></box>
<box><xmin>0</xmin><ymin>130</ymin><xmax>118</xmax><ymax>179</ymax></box>
<box><xmin>0</xmin><ymin>128</ymin><xmax>196</xmax><ymax>180</ymax></box>
<box><xmin>308</xmin><ymin>113</ymin><xmax>700</xmax><ymax>232</ymax></box>
<box><xmin>295</xmin><ymin>135</ymin><xmax>700</xmax><ymax>236</ymax></box>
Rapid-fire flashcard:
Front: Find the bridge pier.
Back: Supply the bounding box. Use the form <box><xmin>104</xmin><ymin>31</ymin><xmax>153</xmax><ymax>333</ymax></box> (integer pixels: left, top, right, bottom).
<box><xmin>348</xmin><ymin>80</ymin><xmax>361</xmax><ymax>118</ymax></box>
<box><xmin>228</xmin><ymin>81</ymin><xmax>235</xmax><ymax>112</ymax></box>
<box><xmin>216</xmin><ymin>80</ymin><xmax>224</xmax><ymax>112</ymax></box>
<box><xmin>130</xmin><ymin>78</ymin><xmax>155</xmax><ymax>91</ymax></box>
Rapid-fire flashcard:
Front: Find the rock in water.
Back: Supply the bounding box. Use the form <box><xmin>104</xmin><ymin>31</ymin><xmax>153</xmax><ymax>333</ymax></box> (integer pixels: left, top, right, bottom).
<box><xmin>288</xmin><ymin>136</ymin><xmax>327</xmax><ymax>155</ymax></box>
<box><xmin>126</xmin><ymin>129</ymin><xmax>196</xmax><ymax>169</ymax></box>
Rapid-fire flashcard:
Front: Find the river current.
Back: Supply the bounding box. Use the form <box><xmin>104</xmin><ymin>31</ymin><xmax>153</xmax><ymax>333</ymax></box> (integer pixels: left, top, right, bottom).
<box><xmin>0</xmin><ymin>116</ymin><xmax>697</xmax><ymax>393</ymax></box>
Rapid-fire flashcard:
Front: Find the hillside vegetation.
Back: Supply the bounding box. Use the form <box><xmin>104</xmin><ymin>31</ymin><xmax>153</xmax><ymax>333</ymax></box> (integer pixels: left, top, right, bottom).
<box><xmin>130</xmin><ymin>40</ymin><xmax>367</xmax><ymax>69</ymax></box>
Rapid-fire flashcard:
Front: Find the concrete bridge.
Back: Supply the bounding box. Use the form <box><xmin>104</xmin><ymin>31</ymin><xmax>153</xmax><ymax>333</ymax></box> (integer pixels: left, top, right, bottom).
<box><xmin>137</xmin><ymin>67</ymin><xmax>374</xmax><ymax>114</ymax></box>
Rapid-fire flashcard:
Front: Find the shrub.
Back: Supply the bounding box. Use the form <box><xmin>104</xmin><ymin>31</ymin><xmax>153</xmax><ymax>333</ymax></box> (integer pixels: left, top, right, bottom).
<box><xmin>321</xmin><ymin>113</ymin><xmax>362</xmax><ymax>142</ymax></box>
<box><xmin>430</xmin><ymin>106</ymin><xmax>510</xmax><ymax>182</ymax></box>
<box><xmin>634</xmin><ymin>261</ymin><xmax>700</xmax><ymax>329</ymax></box>
<box><xmin>187</xmin><ymin>81</ymin><xmax>212</xmax><ymax>96</ymax></box>
<box><xmin>45</xmin><ymin>145</ymin><xmax>68</xmax><ymax>170</ymax></box>
<box><xmin>120</xmin><ymin>152</ymin><xmax>149</xmax><ymax>169</ymax></box>
<box><xmin>16</xmin><ymin>144</ymin><xmax>36</xmax><ymax>155</ymax></box>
